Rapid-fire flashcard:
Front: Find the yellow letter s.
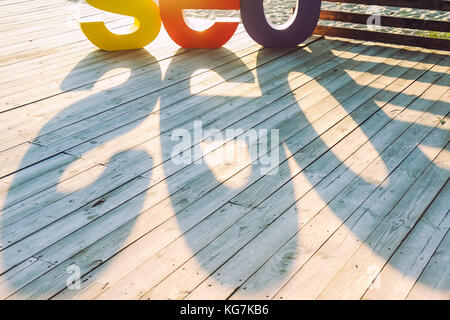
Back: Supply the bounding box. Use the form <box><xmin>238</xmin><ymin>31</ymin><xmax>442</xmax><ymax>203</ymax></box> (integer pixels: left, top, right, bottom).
<box><xmin>80</xmin><ymin>0</ymin><xmax>161</xmax><ymax>51</ymax></box>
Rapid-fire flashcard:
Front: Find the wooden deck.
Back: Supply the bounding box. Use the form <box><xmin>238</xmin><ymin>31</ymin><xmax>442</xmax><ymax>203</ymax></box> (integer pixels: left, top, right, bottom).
<box><xmin>0</xmin><ymin>0</ymin><xmax>449</xmax><ymax>300</ymax></box>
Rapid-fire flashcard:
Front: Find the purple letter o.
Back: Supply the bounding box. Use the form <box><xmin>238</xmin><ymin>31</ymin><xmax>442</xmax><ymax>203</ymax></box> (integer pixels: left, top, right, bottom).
<box><xmin>240</xmin><ymin>0</ymin><xmax>322</xmax><ymax>48</ymax></box>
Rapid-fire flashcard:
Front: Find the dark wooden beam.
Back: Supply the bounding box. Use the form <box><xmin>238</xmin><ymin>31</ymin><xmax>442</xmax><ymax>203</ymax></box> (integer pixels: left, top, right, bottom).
<box><xmin>319</xmin><ymin>10</ymin><xmax>450</xmax><ymax>32</ymax></box>
<box><xmin>314</xmin><ymin>25</ymin><xmax>450</xmax><ymax>50</ymax></box>
<box><xmin>323</xmin><ymin>0</ymin><xmax>450</xmax><ymax>11</ymax></box>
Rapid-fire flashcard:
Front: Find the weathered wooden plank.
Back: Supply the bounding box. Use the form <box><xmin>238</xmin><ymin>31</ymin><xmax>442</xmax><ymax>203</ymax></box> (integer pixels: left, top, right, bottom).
<box><xmin>62</xmin><ymin>41</ymin><xmax>381</xmax><ymax>167</ymax></box>
<box><xmin>406</xmin><ymin>230</ymin><xmax>450</xmax><ymax>300</ymax></box>
<box><xmin>0</xmin><ymin>0</ymin><xmax>66</xmax><ymax>21</ymax></box>
<box><xmin>0</xmin><ymin>28</ymin><xmax>250</xmax><ymax>112</ymax></box>
<box><xmin>0</xmin><ymin>0</ymin><xmax>63</xmax><ymax>10</ymax></box>
<box><xmin>0</xmin><ymin>153</ymin><xmax>80</xmax><ymax>209</ymax></box>
<box><xmin>0</xmin><ymin>37</ymin><xmax>340</xmax><ymax>248</ymax></box>
<box><xmin>0</xmin><ymin>15</ymin><xmax>127</xmax><ymax>68</ymax></box>
<box><xmin>263</xmin><ymin>88</ymin><xmax>450</xmax><ymax>301</ymax></box>
<box><xmin>363</xmin><ymin>181</ymin><xmax>450</xmax><ymax>300</ymax></box>
<box><xmin>0</xmin><ymin>257</ymin><xmax>52</xmax><ymax>299</ymax></box>
<box><xmin>226</xmin><ymin>65</ymin><xmax>449</xmax><ymax>300</ymax></box>
<box><xmin>0</xmin><ymin>157</ymin><xmax>154</xmax><ymax>274</ymax></box>
<box><xmin>1</xmin><ymin>24</ymin><xmax>253</xmax><ymax>96</ymax></box>
<box><xmin>2</xmin><ymin>4</ymin><xmax>449</xmax><ymax>299</ymax></box>
<box><xmin>0</xmin><ymin>20</ymin><xmax>132</xmax><ymax>71</ymax></box>
<box><xmin>0</xmin><ymin>18</ymin><xmax>132</xmax><ymax>67</ymax></box>
<box><xmin>317</xmin><ymin>134</ymin><xmax>449</xmax><ymax>299</ymax></box>
<box><xmin>264</xmin><ymin>123</ymin><xmax>449</xmax><ymax>302</ymax></box>
<box><xmin>0</xmin><ymin>41</ymin><xmax>295</xmax><ymax>214</ymax></box>
<box><xmin>0</xmin><ymin>2</ymin><xmax>99</xmax><ymax>30</ymax></box>
<box><xmin>0</xmin><ymin>28</ymin><xmax>249</xmax><ymax>126</ymax></box>
<box><xmin>97</xmin><ymin>51</ymin><xmax>442</xmax><ymax>302</ymax></box>
<box><xmin>10</xmin><ymin>202</ymin><xmax>252</xmax><ymax>300</ymax></box>
<box><xmin>184</xmin><ymin>67</ymin><xmax>450</xmax><ymax>301</ymax></box>
<box><xmin>0</xmin><ymin>26</ymin><xmax>246</xmax><ymax>88</ymax></box>
<box><xmin>0</xmin><ymin>38</ymin><xmax>324</xmax><ymax>180</ymax></box>
<box><xmin>0</xmin><ymin>37</ymin><xmax>326</xmax><ymax>240</ymax></box>
<box><xmin>0</xmin><ymin>35</ymin><xmax>326</xmax><ymax>272</ymax></box>
<box><xmin>96</xmin><ymin>46</ymin><xmax>436</xmax><ymax>300</ymax></box>
<box><xmin>0</xmin><ymin>31</ymin><xmax>115</xmax><ymax>75</ymax></box>
<box><xmin>57</xmin><ymin>50</ymin><xmax>446</xmax><ymax>300</ymax></box>
<box><xmin>7</xmin><ymin>38</ymin><xmax>380</xmax><ymax>298</ymax></box>
<box><xmin>0</xmin><ymin>33</ymin><xmax>259</xmax><ymax>164</ymax></box>
<box><xmin>0</xmin><ymin>7</ymin><xmax>118</xmax><ymax>47</ymax></box>
<box><xmin>235</xmin><ymin>122</ymin><xmax>448</xmax><ymax>300</ymax></box>
<box><xmin>0</xmin><ymin>154</ymin><xmax>101</xmax><ymax>222</ymax></box>
<box><xmin>0</xmin><ymin>6</ymin><xmax>100</xmax><ymax>35</ymax></box>
<box><xmin>230</xmin><ymin>51</ymin><xmax>444</xmax><ymax>208</ymax></box>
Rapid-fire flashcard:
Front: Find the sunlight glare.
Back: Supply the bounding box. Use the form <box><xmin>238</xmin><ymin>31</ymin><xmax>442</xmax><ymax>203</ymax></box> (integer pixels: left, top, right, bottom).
<box><xmin>202</xmin><ymin>138</ymin><xmax>252</xmax><ymax>189</ymax></box>
<box><xmin>288</xmin><ymin>76</ymin><xmax>388</xmax><ymax>185</ymax></box>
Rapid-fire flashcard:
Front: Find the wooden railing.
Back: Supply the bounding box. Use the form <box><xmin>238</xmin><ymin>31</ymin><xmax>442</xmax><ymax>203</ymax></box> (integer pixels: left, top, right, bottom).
<box><xmin>313</xmin><ymin>0</ymin><xmax>450</xmax><ymax>50</ymax></box>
